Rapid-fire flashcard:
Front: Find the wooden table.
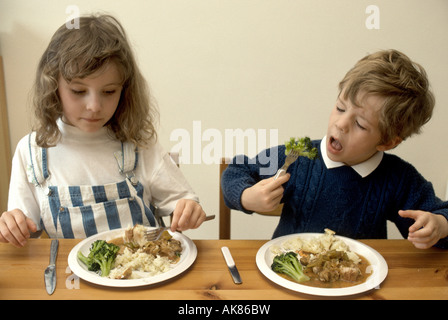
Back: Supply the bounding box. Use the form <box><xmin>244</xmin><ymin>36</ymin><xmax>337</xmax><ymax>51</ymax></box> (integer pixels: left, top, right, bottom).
<box><xmin>0</xmin><ymin>239</ymin><xmax>447</xmax><ymax>300</ymax></box>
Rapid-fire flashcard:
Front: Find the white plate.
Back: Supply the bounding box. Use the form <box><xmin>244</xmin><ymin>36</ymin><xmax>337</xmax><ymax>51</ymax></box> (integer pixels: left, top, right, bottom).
<box><xmin>68</xmin><ymin>227</ymin><xmax>197</xmax><ymax>287</ymax></box>
<box><xmin>256</xmin><ymin>233</ymin><xmax>388</xmax><ymax>297</ymax></box>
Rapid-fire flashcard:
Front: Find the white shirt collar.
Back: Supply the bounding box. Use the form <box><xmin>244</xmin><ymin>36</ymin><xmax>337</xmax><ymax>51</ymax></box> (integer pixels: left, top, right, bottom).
<box><xmin>320</xmin><ymin>136</ymin><xmax>383</xmax><ymax>178</ymax></box>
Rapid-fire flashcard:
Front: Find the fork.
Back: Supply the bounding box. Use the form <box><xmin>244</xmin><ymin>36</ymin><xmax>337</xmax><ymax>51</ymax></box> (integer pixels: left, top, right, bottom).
<box><xmin>144</xmin><ymin>214</ymin><xmax>215</xmax><ymax>241</ymax></box>
<box><xmin>273</xmin><ymin>150</ymin><xmax>299</xmax><ymax>180</ymax></box>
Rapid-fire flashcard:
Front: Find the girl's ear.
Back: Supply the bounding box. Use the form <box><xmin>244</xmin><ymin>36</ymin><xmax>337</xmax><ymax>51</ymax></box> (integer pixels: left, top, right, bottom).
<box><xmin>377</xmin><ymin>136</ymin><xmax>403</xmax><ymax>151</ymax></box>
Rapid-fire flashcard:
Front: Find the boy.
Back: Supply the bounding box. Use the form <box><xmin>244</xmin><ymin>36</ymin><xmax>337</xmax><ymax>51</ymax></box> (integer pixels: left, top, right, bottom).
<box><xmin>221</xmin><ymin>50</ymin><xmax>448</xmax><ymax>249</ymax></box>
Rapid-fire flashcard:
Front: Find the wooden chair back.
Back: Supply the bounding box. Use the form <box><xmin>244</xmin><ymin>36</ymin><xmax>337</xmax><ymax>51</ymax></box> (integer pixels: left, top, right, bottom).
<box><xmin>219</xmin><ymin>158</ymin><xmax>282</xmax><ymax>239</ymax></box>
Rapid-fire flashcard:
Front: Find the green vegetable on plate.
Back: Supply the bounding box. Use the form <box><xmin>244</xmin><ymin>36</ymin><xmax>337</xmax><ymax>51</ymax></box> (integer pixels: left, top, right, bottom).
<box><xmin>271</xmin><ymin>251</ymin><xmax>310</xmax><ymax>283</ymax></box>
<box><xmin>77</xmin><ymin>240</ymin><xmax>120</xmax><ymax>277</ymax></box>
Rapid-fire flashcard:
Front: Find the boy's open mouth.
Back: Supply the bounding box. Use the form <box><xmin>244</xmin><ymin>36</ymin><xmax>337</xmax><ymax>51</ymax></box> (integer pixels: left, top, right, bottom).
<box><xmin>329</xmin><ymin>136</ymin><xmax>343</xmax><ymax>151</ymax></box>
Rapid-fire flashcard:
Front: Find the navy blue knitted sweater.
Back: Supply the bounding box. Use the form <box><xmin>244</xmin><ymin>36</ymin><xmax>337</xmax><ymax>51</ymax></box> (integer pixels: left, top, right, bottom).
<box><xmin>221</xmin><ymin>140</ymin><xmax>448</xmax><ymax>248</ymax></box>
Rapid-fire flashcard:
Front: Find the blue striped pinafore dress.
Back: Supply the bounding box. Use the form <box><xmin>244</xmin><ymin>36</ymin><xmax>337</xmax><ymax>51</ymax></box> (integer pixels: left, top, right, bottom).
<box><xmin>27</xmin><ymin>133</ymin><xmax>157</xmax><ymax>238</ymax></box>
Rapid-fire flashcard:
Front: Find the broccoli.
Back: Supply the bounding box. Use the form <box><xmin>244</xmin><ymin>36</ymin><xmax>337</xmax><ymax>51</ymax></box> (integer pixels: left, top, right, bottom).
<box><xmin>271</xmin><ymin>251</ymin><xmax>310</xmax><ymax>283</ymax></box>
<box><xmin>77</xmin><ymin>240</ymin><xmax>120</xmax><ymax>277</ymax></box>
<box><xmin>284</xmin><ymin>137</ymin><xmax>318</xmax><ymax>160</ymax></box>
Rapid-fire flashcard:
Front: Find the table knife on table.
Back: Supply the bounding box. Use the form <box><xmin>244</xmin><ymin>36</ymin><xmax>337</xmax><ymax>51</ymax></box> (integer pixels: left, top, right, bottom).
<box><xmin>221</xmin><ymin>246</ymin><xmax>242</xmax><ymax>284</ymax></box>
<box><xmin>44</xmin><ymin>239</ymin><xmax>59</xmax><ymax>295</ymax></box>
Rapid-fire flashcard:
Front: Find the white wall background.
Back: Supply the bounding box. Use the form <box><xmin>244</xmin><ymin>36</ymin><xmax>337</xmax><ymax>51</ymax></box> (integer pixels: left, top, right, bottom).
<box><xmin>1</xmin><ymin>0</ymin><xmax>447</xmax><ymax>239</ymax></box>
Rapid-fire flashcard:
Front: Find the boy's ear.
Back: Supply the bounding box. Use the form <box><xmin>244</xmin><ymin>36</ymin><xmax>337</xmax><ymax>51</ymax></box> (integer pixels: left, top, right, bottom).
<box><xmin>377</xmin><ymin>136</ymin><xmax>403</xmax><ymax>151</ymax></box>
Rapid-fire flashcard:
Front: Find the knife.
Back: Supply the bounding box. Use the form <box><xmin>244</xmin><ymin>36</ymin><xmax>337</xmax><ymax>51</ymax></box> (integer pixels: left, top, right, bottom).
<box><xmin>221</xmin><ymin>246</ymin><xmax>242</xmax><ymax>284</ymax></box>
<box><xmin>44</xmin><ymin>239</ymin><xmax>59</xmax><ymax>295</ymax></box>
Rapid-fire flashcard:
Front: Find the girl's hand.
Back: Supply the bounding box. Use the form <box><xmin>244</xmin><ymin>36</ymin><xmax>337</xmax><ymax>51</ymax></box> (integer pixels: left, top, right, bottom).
<box><xmin>0</xmin><ymin>209</ymin><xmax>37</xmax><ymax>247</ymax></box>
<box><xmin>399</xmin><ymin>210</ymin><xmax>448</xmax><ymax>249</ymax></box>
<box><xmin>170</xmin><ymin>199</ymin><xmax>207</xmax><ymax>232</ymax></box>
<box><xmin>241</xmin><ymin>173</ymin><xmax>290</xmax><ymax>213</ymax></box>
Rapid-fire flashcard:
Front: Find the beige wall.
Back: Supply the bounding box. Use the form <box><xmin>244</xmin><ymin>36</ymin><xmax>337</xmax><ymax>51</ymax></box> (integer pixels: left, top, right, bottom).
<box><xmin>0</xmin><ymin>57</ymin><xmax>12</xmax><ymax>213</ymax></box>
<box><xmin>1</xmin><ymin>0</ymin><xmax>447</xmax><ymax>239</ymax></box>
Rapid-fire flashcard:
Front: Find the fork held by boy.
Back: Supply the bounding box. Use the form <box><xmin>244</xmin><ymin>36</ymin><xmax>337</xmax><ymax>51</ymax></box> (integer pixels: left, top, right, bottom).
<box><xmin>273</xmin><ymin>150</ymin><xmax>300</xmax><ymax>180</ymax></box>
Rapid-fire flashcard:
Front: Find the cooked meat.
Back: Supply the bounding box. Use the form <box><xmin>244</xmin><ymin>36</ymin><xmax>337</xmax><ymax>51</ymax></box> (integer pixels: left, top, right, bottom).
<box><xmin>142</xmin><ymin>238</ymin><xmax>182</xmax><ymax>262</ymax></box>
<box><xmin>317</xmin><ymin>267</ymin><xmax>340</xmax><ymax>282</ymax></box>
<box><xmin>307</xmin><ymin>250</ymin><xmax>362</xmax><ymax>283</ymax></box>
<box><xmin>121</xmin><ymin>225</ymin><xmax>182</xmax><ymax>262</ymax></box>
<box><xmin>109</xmin><ymin>266</ymin><xmax>133</xmax><ymax>279</ymax></box>
<box><xmin>339</xmin><ymin>265</ymin><xmax>361</xmax><ymax>282</ymax></box>
<box><xmin>300</xmin><ymin>255</ymin><xmax>310</xmax><ymax>266</ymax></box>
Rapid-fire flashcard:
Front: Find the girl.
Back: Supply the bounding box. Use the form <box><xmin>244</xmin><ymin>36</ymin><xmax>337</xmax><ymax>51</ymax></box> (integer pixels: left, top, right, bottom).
<box><xmin>0</xmin><ymin>14</ymin><xmax>206</xmax><ymax>247</ymax></box>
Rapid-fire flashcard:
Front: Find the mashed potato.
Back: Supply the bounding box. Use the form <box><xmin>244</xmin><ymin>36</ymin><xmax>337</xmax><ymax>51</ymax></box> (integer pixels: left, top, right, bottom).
<box><xmin>109</xmin><ymin>247</ymin><xmax>173</xmax><ymax>279</ymax></box>
<box><xmin>270</xmin><ymin>229</ymin><xmax>361</xmax><ymax>264</ymax></box>
<box><xmin>108</xmin><ymin>224</ymin><xmax>183</xmax><ymax>280</ymax></box>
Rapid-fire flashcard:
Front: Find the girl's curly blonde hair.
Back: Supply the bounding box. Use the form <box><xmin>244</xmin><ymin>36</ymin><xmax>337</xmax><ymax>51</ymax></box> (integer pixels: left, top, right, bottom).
<box><xmin>32</xmin><ymin>14</ymin><xmax>158</xmax><ymax>148</ymax></box>
<box><xmin>339</xmin><ymin>49</ymin><xmax>435</xmax><ymax>145</ymax></box>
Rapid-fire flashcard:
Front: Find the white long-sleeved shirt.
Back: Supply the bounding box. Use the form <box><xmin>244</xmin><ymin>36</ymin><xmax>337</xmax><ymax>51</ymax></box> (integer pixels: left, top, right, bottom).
<box><xmin>8</xmin><ymin>119</ymin><xmax>198</xmax><ymax>229</ymax></box>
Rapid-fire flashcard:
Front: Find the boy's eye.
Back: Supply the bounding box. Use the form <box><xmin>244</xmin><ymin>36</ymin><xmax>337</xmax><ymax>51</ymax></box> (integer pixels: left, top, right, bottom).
<box><xmin>356</xmin><ymin>121</ymin><xmax>366</xmax><ymax>130</ymax></box>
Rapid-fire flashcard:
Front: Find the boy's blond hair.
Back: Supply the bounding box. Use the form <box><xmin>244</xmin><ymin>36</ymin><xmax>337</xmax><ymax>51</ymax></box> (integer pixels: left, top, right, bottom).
<box><xmin>32</xmin><ymin>14</ymin><xmax>158</xmax><ymax>148</ymax></box>
<box><xmin>339</xmin><ymin>49</ymin><xmax>434</xmax><ymax>144</ymax></box>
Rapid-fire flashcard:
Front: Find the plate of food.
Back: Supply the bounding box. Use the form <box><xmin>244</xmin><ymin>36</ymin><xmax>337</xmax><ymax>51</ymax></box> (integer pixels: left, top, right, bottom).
<box><xmin>68</xmin><ymin>225</ymin><xmax>197</xmax><ymax>287</ymax></box>
<box><xmin>256</xmin><ymin>229</ymin><xmax>388</xmax><ymax>296</ymax></box>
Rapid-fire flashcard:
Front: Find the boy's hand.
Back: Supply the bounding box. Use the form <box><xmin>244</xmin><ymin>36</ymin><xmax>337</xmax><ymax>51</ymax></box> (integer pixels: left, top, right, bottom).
<box><xmin>170</xmin><ymin>199</ymin><xmax>207</xmax><ymax>232</ymax></box>
<box><xmin>241</xmin><ymin>173</ymin><xmax>290</xmax><ymax>213</ymax></box>
<box><xmin>0</xmin><ymin>209</ymin><xmax>37</xmax><ymax>248</ymax></box>
<box><xmin>399</xmin><ymin>210</ymin><xmax>448</xmax><ymax>249</ymax></box>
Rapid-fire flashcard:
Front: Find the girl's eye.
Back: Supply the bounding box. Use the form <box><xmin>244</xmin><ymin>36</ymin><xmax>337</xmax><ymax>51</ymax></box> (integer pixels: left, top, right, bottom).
<box><xmin>71</xmin><ymin>89</ymin><xmax>85</xmax><ymax>95</ymax></box>
<box><xmin>104</xmin><ymin>90</ymin><xmax>116</xmax><ymax>95</ymax></box>
<box><xmin>336</xmin><ymin>106</ymin><xmax>345</xmax><ymax>112</ymax></box>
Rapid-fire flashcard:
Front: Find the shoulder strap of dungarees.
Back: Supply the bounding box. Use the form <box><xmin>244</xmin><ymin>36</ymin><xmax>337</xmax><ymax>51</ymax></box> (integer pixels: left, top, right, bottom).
<box><xmin>114</xmin><ymin>141</ymin><xmax>138</xmax><ymax>175</ymax></box>
<box><xmin>114</xmin><ymin>141</ymin><xmax>160</xmax><ymax>225</ymax></box>
<box><xmin>27</xmin><ymin>132</ymin><xmax>50</xmax><ymax>187</ymax></box>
